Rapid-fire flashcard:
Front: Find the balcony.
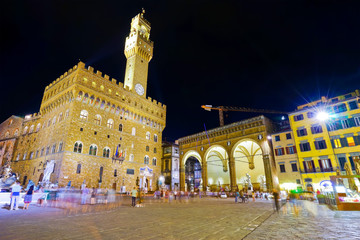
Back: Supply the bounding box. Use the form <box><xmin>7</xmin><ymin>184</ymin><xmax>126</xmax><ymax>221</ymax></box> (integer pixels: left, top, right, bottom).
<box><xmin>300</xmin><ymin>167</ymin><xmax>337</xmax><ymax>174</ymax></box>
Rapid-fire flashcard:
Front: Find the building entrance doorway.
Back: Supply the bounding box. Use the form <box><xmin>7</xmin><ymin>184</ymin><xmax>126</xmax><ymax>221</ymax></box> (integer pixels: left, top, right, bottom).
<box><xmin>185</xmin><ymin>157</ymin><xmax>202</xmax><ymax>192</ymax></box>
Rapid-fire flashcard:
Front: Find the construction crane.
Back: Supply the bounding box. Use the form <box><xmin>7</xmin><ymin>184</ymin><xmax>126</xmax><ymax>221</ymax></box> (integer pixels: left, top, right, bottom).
<box><xmin>201</xmin><ymin>105</ymin><xmax>288</xmax><ymax>127</ymax></box>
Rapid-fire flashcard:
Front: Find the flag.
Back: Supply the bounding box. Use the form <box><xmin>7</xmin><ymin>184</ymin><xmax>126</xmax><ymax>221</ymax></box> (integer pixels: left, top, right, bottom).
<box><xmin>115</xmin><ymin>144</ymin><xmax>119</xmax><ymax>157</ymax></box>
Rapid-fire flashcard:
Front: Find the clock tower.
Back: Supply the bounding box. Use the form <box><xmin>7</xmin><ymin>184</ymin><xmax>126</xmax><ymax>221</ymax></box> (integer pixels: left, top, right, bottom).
<box><xmin>124</xmin><ymin>10</ymin><xmax>153</xmax><ymax>97</ymax></box>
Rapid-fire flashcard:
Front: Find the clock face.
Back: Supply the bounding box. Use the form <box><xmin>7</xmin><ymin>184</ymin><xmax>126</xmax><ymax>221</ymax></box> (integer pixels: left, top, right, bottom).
<box><xmin>135</xmin><ymin>83</ymin><xmax>144</xmax><ymax>96</ymax></box>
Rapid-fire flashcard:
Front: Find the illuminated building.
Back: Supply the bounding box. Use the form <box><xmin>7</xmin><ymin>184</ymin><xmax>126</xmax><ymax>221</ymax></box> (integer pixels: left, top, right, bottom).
<box><xmin>270</xmin><ymin>129</ymin><xmax>302</xmax><ymax>191</ymax></box>
<box><xmin>289</xmin><ymin>90</ymin><xmax>360</xmax><ymax>191</ymax></box>
<box><xmin>161</xmin><ymin>141</ymin><xmax>180</xmax><ymax>190</ymax></box>
<box><xmin>178</xmin><ymin>116</ymin><xmax>278</xmax><ymax>192</ymax></box>
<box><xmin>3</xmin><ymin>11</ymin><xmax>166</xmax><ymax>191</ymax></box>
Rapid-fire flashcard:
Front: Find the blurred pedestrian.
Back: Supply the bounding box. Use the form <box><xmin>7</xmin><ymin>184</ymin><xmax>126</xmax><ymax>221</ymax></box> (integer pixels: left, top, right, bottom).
<box><xmin>131</xmin><ymin>187</ymin><xmax>137</xmax><ymax>207</ymax></box>
<box><xmin>252</xmin><ymin>191</ymin><xmax>255</xmax><ymax>202</ymax></box>
<box><xmin>23</xmin><ymin>185</ymin><xmax>34</xmax><ymax>210</ymax></box>
<box><xmin>235</xmin><ymin>190</ymin><xmax>240</xmax><ymax>203</ymax></box>
<box><xmin>273</xmin><ymin>189</ymin><xmax>280</xmax><ymax>213</ymax></box>
<box><xmin>10</xmin><ymin>181</ymin><xmax>21</xmax><ymax>210</ymax></box>
<box><xmin>81</xmin><ymin>187</ymin><xmax>89</xmax><ymax>205</ymax></box>
<box><xmin>91</xmin><ymin>187</ymin><xmax>96</xmax><ymax>205</ymax></box>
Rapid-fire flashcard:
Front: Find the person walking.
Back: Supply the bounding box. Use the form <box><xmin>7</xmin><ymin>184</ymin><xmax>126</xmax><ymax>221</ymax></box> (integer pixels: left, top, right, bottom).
<box><xmin>23</xmin><ymin>185</ymin><xmax>34</xmax><ymax>210</ymax></box>
<box><xmin>235</xmin><ymin>190</ymin><xmax>240</xmax><ymax>203</ymax></box>
<box><xmin>131</xmin><ymin>187</ymin><xmax>137</xmax><ymax>207</ymax></box>
<box><xmin>81</xmin><ymin>187</ymin><xmax>89</xmax><ymax>205</ymax></box>
<box><xmin>90</xmin><ymin>187</ymin><xmax>96</xmax><ymax>205</ymax></box>
<box><xmin>273</xmin><ymin>189</ymin><xmax>280</xmax><ymax>213</ymax></box>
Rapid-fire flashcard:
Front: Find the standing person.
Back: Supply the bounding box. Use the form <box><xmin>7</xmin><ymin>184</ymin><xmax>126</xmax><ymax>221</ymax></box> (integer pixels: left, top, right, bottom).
<box><xmin>81</xmin><ymin>187</ymin><xmax>89</xmax><ymax>205</ymax></box>
<box><xmin>10</xmin><ymin>181</ymin><xmax>21</xmax><ymax>210</ymax></box>
<box><xmin>240</xmin><ymin>190</ymin><xmax>245</xmax><ymax>203</ymax></box>
<box><xmin>235</xmin><ymin>190</ymin><xmax>240</xmax><ymax>203</ymax></box>
<box><xmin>252</xmin><ymin>191</ymin><xmax>255</xmax><ymax>202</ymax></box>
<box><xmin>131</xmin><ymin>187</ymin><xmax>137</xmax><ymax>207</ymax></box>
<box><xmin>273</xmin><ymin>189</ymin><xmax>280</xmax><ymax>213</ymax></box>
<box><xmin>23</xmin><ymin>185</ymin><xmax>34</xmax><ymax>210</ymax></box>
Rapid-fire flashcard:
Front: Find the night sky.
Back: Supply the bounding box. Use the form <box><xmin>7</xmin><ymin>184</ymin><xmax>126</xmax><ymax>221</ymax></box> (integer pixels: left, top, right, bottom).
<box><xmin>1</xmin><ymin>1</ymin><xmax>360</xmax><ymax>141</ymax></box>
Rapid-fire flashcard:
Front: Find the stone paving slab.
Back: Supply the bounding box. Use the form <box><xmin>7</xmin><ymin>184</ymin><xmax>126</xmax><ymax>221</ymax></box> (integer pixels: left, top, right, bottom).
<box><xmin>0</xmin><ymin>198</ymin><xmax>359</xmax><ymax>239</ymax></box>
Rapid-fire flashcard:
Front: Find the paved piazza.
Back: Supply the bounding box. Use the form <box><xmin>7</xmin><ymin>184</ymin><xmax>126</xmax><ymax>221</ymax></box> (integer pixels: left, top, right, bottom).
<box><xmin>0</xmin><ymin>197</ymin><xmax>359</xmax><ymax>240</ymax></box>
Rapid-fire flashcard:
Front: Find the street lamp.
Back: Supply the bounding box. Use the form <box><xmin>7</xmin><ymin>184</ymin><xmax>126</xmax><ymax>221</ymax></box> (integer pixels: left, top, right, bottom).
<box><xmin>316</xmin><ymin>111</ymin><xmax>329</xmax><ymax>122</ymax></box>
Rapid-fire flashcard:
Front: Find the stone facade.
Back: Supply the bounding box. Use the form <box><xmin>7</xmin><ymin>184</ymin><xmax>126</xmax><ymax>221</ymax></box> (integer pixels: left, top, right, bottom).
<box><xmin>178</xmin><ymin>116</ymin><xmax>278</xmax><ymax>192</ymax></box>
<box><xmin>161</xmin><ymin>141</ymin><xmax>180</xmax><ymax>190</ymax></box>
<box><xmin>7</xmin><ymin>12</ymin><xmax>166</xmax><ymax>191</ymax></box>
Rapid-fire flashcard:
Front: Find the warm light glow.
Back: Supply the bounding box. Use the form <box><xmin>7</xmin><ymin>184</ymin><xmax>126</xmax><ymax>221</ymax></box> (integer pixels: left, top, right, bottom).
<box><xmin>267</xmin><ymin>135</ymin><xmax>272</xmax><ymax>140</ymax></box>
<box><xmin>316</xmin><ymin>111</ymin><xmax>329</xmax><ymax>121</ymax></box>
<box><xmin>159</xmin><ymin>176</ymin><xmax>165</xmax><ymax>182</ymax></box>
<box><xmin>280</xmin><ymin>182</ymin><xmax>297</xmax><ymax>190</ymax></box>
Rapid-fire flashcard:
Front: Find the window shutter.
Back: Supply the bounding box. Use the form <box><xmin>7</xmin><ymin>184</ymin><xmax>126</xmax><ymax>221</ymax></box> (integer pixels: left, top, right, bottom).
<box><xmin>299</xmin><ymin>144</ymin><xmax>303</xmax><ymax>152</ymax></box>
<box><xmin>311</xmin><ymin>127</ymin><xmax>315</xmax><ymax>134</ymax></box>
<box><xmin>349</xmin><ymin>118</ymin><xmax>356</xmax><ymax>127</ymax></box>
<box><xmin>314</xmin><ymin>141</ymin><xmax>319</xmax><ymax>150</ymax></box>
<box><xmin>285</xmin><ymin>147</ymin><xmax>289</xmax><ymax>154</ymax></box>
<box><xmin>304</xmin><ymin>128</ymin><xmax>307</xmax><ymax>135</ymax></box>
<box><xmin>303</xmin><ymin>161</ymin><xmax>308</xmax><ymax>172</ymax></box>
<box><xmin>296</xmin><ymin>130</ymin><xmax>300</xmax><ymax>137</ymax></box>
<box><xmin>340</xmin><ymin>138</ymin><xmax>348</xmax><ymax>147</ymax></box>
<box><xmin>331</xmin><ymin>139</ymin><xmax>335</xmax><ymax>148</ymax></box>
<box><xmin>311</xmin><ymin>161</ymin><xmax>316</xmax><ymax>171</ymax></box>
<box><xmin>335</xmin><ymin>120</ymin><xmax>342</xmax><ymax>130</ymax></box>
<box><xmin>281</xmin><ymin>148</ymin><xmax>285</xmax><ymax>155</ymax></box>
<box><xmin>275</xmin><ymin>149</ymin><xmax>278</xmax><ymax>156</ymax></box>
<box><xmin>318</xmin><ymin>160</ymin><xmax>323</xmax><ymax>171</ymax></box>
<box><xmin>354</xmin><ymin>136</ymin><xmax>360</xmax><ymax>146</ymax></box>
<box><xmin>293</xmin><ymin>146</ymin><xmax>297</xmax><ymax>153</ymax></box>
<box><xmin>328</xmin><ymin>159</ymin><xmax>333</xmax><ymax>168</ymax></box>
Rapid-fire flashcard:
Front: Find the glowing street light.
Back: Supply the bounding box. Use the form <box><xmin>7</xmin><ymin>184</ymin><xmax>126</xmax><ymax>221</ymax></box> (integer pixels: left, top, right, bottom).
<box><xmin>316</xmin><ymin>111</ymin><xmax>329</xmax><ymax>121</ymax></box>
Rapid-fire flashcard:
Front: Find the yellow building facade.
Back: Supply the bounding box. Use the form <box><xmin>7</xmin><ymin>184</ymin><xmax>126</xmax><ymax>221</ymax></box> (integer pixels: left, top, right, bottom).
<box><xmin>289</xmin><ymin>90</ymin><xmax>360</xmax><ymax>191</ymax></box>
<box><xmin>9</xmin><ymin>12</ymin><xmax>166</xmax><ymax>191</ymax></box>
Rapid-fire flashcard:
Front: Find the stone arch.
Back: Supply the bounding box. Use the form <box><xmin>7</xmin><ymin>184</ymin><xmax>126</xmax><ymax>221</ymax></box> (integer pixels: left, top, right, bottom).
<box><xmin>204</xmin><ymin>145</ymin><xmax>230</xmax><ymax>189</ymax></box>
<box><xmin>231</xmin><ymin>138</ymin><xmax>266</xmax><ymax>191</ymax></box>
<box><xmin>182</xmin><ymin>150</ymin><xmax>202</xmax><ymax>166</ymax></box>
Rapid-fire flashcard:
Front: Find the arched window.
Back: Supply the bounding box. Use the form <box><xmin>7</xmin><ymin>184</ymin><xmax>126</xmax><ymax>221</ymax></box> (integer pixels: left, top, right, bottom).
<box><xmin>89</xmin><ymin>95</ymin><xmax>95</xmax><ymax>105</ymax></box>
<box><xmin>58</xmin><ymin>113</ymin><xmax>63</xmax><ymax>122</ymax></box>
<box><xmin>146</xmin><ymin>146</ymin><xmax>149</xmax><ymax>152</ymax></box>
<box><xmin>100</xmin><ymin>100</ymin><xmax>105</xmax><ymax>109</ymax></box>
<box><xmin>36</xmin><ymin>124</ymin><xmax>41</xmax><ymax>132</ymax></box>
<box><xmin>89</xmin><ymin>144</ymin><xmax>97</xmax><ymax>156</ymax></box>
<box><xmin>76</xmin><ymin>164</ymin><xmax>81</xmax><ymax>174</ymax></box>
<box><xmin>119</xmin><ymin>124</ymin><xmax>123</xmax><ymax>132</ymax></box>
<box><xmin>29</xmin><ymin>125</ymin><xmax>34</xmax><ymax>133</ymax></box>
<box><xmin>53</xmin><ymin>116</ymin><xmax>56</xmax><ymax>125</ymax></box>
<box><xmin>144</xmin><ymin>156</ymin><xmax>149</xmax><ymax>165</ymax></box>
<box><xmin>80</xmin><ymin>110</ymin><xmax>88</xmax><ymax>120</ymax></box>
<box><xmin>65</xmin><ymin>109</ymin><xmax>70</xmax><ymax>118</ymax></box>
<box><xmin>23</xmin><ymin>152</ymin><xmax>27</xmax><ymax>160</ymax></box>
<box><xmin>23</xmin><ymin>126</ymin><xmax>28</xmax><ymax>135</ymax></box>
<box><xmin>77</xmin><ymin>91</ymin><xmax>83</xmax><ymax>101</ymax></box>
<box><xmin>152</xmin><ymin>158</ymin><xmax>157</xmax><ymax>166</ymax></box>
<box><xmin>41</xmin><ymin>148</ymin><xmax>44</xmax><ymax>156</ymax></box>
<box><xmin>51</xmin><ymin>144</ymin><xmax>56</xmax><ymax>154</ymax></box>
<box><xmin>16</xmin><ymin>154</ymin><xmax>20</xmax><ymax>161</ymax></box>
<box><xmin>146</xmin><ymin>132</ymin><xmax>150</xmax><ymax>140</ymax></box>
<box><xmin>83</xmin><ymin>93</ymin><xmax>89</xmax><ymax>103</ymax></box>
<box><xmin>131</xmin><ymin>127</ymin><xmax>136</xmax><ymax>136</ymax></box>
<box><xmin>111</xmin><ymin>104</ymin><xmax>115</xmax><ymax>113</ymax></box>
<box><xmin>154</xmin><ymin>148</ymin><xmax>157</xmax><ymax>153</ymax></box>
<box><xmin>46</xmin><ymin>147</ymin><xmax>50</xmax><ymax>155</ymax></box>
<box><xmin>30</xmin><ymin>152</ymin><xmax>34</xmax><ymax>160</ymax></box>
<box><xmin>74</xmin><ymin>141</ymin><xmax>83</xmax><ymax>153</ymax></box>
<box><xmin>95</xmin><ymin>98</ymin><xmax>100</xmax><ymax>108</ymax></box>
<box><xmin>130</xmin><ymin>154</ymin><xmax>134</xmax><ymax>162</ymax></box>
<box><xmin>103</xmin><ymin>147</ymin><xmax>110</xmax><ymax>158</ymax></box>
<box><xmin>47</xmin><ymin>119</ymin><xmax>51</xmax><ymax>127</ymax></box>
<box><xmin>154</xmin><ymin>134</ymin><xmax>158</xmax><ymax>142</ymax></box>
<box><xmin>99</xmin><ymin>166</ymin><xmax>104</xmax><ymax>183</ymax></box>
<box><xmin>5</xmin><ymin>131</ymin><xmax>10</xmax><ymax>138</ymax></box>
<box><xmin>107</xmin><ymin>119</ymin><xmax>114</xmax><ymax>129</ymax></box>
<box><xmin>58</xmin><ymin>142</ymin><xmax>63</xmax><ymax>152</ymax></box>
<box><xmin>35</xmin><ymin>150</ymin><xmax>39</xmax><ymax>158</ymax></box>
<box><xmin>94</xmin><ymin>115</ymin><xmax>101</xmax><ymax>125</ymax></box>
<box><xmin>114</xmin><ymin>169</ymin><xmax>117</xmax><ymax>177</ymax></box>
<box><xmin>14</xmin><ymin>129</ymin><xmax>19</xmax><ymax>137</ymax></box>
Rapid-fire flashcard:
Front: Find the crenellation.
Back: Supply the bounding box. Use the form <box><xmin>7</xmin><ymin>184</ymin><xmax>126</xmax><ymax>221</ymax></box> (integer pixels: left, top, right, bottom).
<box><xmin>104</xmin><ymin>74</ymin><xmax>109</xmax><ymax>80</ymax></box>
<box><xmin>96</xmin><ymin>70</ymin><xmax>102</xmax><ymax>76</ymax></box>
<box><xmin>87</xmin><ymin>66</ymin><xmax>94</xmax><ymax>72</ymax></box>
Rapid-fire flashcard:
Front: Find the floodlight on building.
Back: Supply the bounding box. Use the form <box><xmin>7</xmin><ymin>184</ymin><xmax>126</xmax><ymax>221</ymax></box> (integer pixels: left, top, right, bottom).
<box><xmin>267</xmin><ymin>135</ymin><xmax>272</xmax><ymax>140</ymax></box>
<box><xmin>316</xmin><ymin>111</ymin><xmax>329</xmax><ymax>121</ymax></box>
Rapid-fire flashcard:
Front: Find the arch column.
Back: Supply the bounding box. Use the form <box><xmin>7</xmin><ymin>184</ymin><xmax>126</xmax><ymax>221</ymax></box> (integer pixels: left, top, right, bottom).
<box><xmin>229</xmin><ymin>157</ymin><xmax>237</xmax><ymax>191</ymax></box>
<box><xmin>201</xmin><ymin>158</ymin><xmax>207</xmax><ymax>191</ymax></box>
<box><xmin>263</xmin><ymin>154</ymin><xmax>274</xmax><ymax>191</ymax></box>
<box><xmin>180</xmin><ymin>165</ymin><xmax>185</xmax><ymax>192</ymax></box>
